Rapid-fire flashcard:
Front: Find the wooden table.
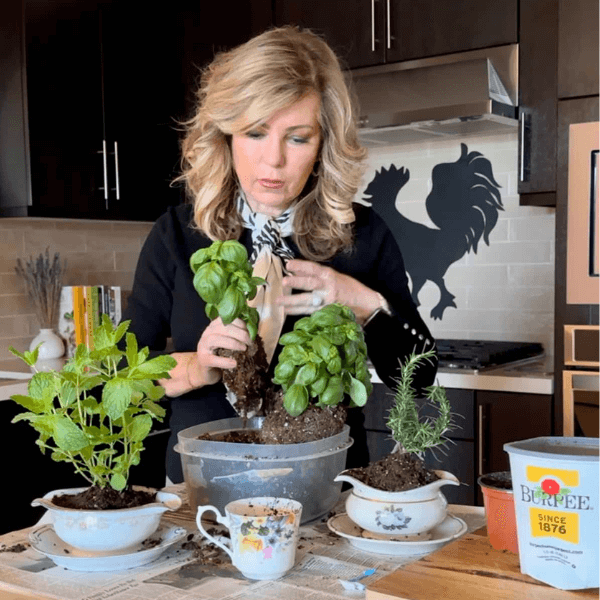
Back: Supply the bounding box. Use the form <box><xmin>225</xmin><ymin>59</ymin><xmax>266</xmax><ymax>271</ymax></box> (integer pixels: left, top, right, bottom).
<box><xmin>367</xmin><ymin>527</ymin><xmax>599</xmax><ymax>600</ymax></box>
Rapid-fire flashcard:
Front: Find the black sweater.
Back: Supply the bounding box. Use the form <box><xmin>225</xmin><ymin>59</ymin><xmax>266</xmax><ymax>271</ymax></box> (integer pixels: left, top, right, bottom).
<box><xmin>123</xmin><ymin>203</ymin><xmax>437</xmax><ymax>481</ymax></box>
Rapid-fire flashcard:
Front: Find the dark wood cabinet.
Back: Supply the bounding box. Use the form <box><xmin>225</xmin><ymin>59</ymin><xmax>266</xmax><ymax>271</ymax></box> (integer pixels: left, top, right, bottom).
<box><xmin>476</xmin><ymin>391</ymin><xmax>552</xmax><ymax>494</ymax></box>
<box><xmin>0</xmin><ymin>0</ymin><xmax>274</xmax><ymax>221</ymax></box>
<box><xmin>364</xmin><ymin>384</ymin><xmax>552</xmax><ymax>506</ymax></box>
<box><xmin>558</xmin><ymin>0</ymin><xmax>599</xmax><ymax>99</ymax></box>
<box><xmin>275</xmin><ymin>0</ymin><xmax>517</xmax><ymax>70</ymax></box>
<box><xmin>386</xmin><ymin>0</ymin><xmax>517</xmax><ymax>63</ymax></box>
<box><xmin>517</xmin><ymin>0</ymin><xmax>559</xmax><ymax>207</ymax></box>
<box><xmin>10</xmin><ymin>0</ymin><xmax>185</xmax><ymax>221</ymax></box>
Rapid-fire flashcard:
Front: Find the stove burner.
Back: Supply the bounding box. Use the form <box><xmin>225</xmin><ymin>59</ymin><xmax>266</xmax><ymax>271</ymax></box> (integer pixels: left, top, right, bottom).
<box><xmin>436</xmin><ymin>339</ymin><xmax>544</xmax><ymax>370</ymax></box>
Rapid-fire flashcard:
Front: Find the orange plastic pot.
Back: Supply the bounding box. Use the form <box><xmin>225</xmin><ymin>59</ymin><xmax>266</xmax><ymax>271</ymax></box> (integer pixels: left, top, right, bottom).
<box><xmin>478</xmin><ymin>471</ymin><xmax>518</xmax><ymax>554</ymax></box>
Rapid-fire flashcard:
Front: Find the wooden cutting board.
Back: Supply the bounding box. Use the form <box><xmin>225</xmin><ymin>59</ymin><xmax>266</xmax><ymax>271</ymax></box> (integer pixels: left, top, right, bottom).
<box><xmin>366</xmin><ymin>528</ymin><xmax>599</xmax><ymax>600</ymax></box>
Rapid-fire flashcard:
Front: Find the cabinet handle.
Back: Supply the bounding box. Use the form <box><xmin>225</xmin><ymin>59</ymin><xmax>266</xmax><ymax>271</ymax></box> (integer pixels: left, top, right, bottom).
<box><xmin>519</xmin><ymin>110</ymin><xmax>531</xmax><ymax>184</ymax></box>
<box><xmin>519</xmin><ymin>111</ymin><xmax>525</xmax><ymax>182</ymax></box>
<box><xmin>99</xmin><ymin>140</ymin><xmax>109</xmax><ymax>208</ymax></box>
<box><xmin>371</xmin><ymin>0</ymin><xmax>376</xmax><ymax>52</ymax></box>
<box><xmin>478</xmin><ymin>404</ymin><xmax>485</xmax><ymax>476</ymax></box>
<box><xmin>386</xmin><ymin>0</ymin><xmax>391</xmax><ymax>49</ymax></box>
<box><xmin>113</xmin><ymin>141</ymin><xmax>120</xmax><ymax>200</ymax></box>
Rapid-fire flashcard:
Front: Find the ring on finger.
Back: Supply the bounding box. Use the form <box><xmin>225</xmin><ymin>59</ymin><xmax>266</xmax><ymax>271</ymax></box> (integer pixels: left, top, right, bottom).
<box><xmin>311</xmin><ymin>290</ymin><xmax>326</xmax><ymax>308</ymax></box>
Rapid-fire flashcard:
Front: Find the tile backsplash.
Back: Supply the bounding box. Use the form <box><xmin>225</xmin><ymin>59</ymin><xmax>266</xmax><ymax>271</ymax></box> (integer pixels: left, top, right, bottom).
<box><xmin>0</xmin><ymin>132</ymin><xmax>556</xmax><ymax>362</ymax></box>
<box><xmin>0</xmin><ymin>218</ymin><xmax>153</xmax><ymax>360</ymax></box>
<box><xmin>358</xmin><ymin>132</ymin><xmax>555</xmax><ymax>355</ymax></box>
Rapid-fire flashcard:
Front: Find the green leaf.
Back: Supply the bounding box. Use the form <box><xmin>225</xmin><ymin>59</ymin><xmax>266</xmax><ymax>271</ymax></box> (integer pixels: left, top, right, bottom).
<box><xmin>311</xmin><ymin>310</ymin><xmax>343</xmax><ymax>328</ymax></box>
<box><xmin>309</xmin><ymin>335</ymin><xmax>333</xmax><ymax>361</ymax></box>
<box><xmin>280</xmin><ymin>344</ymin><xmax>309</xmax><ymax>366</ymax></box>
<box><xmin>102</xmin><ymin>379</ymin><xmax>134</xmax><ymax>421</ymax></box>
<box><xmin>309</xmin><ymin>375</ymin><xmax>328</xmax><ymax>397</ymax></box>
<box><xmin>194</xmin><ymin>262</ymin><xmax>227</xmax><ymax>304</ymax></box>
<box><xmin>130</xmin><ymin>414</ymin><xmax>153</xmax><ymax>442</ymax></box>
<box><xmin>273</xmin><ymin>360</ymin><xmax>297</xmax><ymax>383</ymax></box>
<box><xmin>294</xmin><ymin>316</ymin><xmax>317</xmax><ymax>333</ymax></box>
<box><xmin>189</xmin><ymin>247</ymin><xmax>211</xmax><ymax>273</ymax></box>
<box><xmin>125</xmin><ymin>332</ymin><xmax>139</xmax><ymax>368</ymax></box>
<box><xmin>220</xmin><ymin>240</ymin><xmax>249</xmax><ymax>265</ymax></box>
<box><xmin>283</xmin><ymin>384</ymin><xmax>309</xmax><ymax>417</ymax></box>
<box><xmin>134</xmin><ymin>355</ymin><xmax>177</xmax><ymax>379</ymax></box>
<box><xmin>320</xmin><ymin>376</ymin><xmax>343</xmax><ymax>406</ymax></box>
<box><xmin>295</xmin><ymin>362</ymin><xmax>318</xmax><ymax>386</ymax></box>
<box><xmin>53</xmin><ymin>416</ymin><xmax>89</xmax><ymax>452</ymax></box>
<box><xmin>348</xmin><ymin>376</ymin><xmax>367</xmax><ymax>407</ymax></box>
<box><xmin>10</xmin><ymin>395</ymin><xmax>45</xmax><ymax>414</ymax></box>
<box><xmin>110</xmin><ymin>472</ymin><xmax>127</xmax><ymax>491</ymax></box>
<box><xmin>279</xmin><ymin>331</ymin><xmax>310</xmax><ymax>345</ymax></box>
<box><xmin>205</xmin><ymin>303</ymin><xmax>218</xmax><ymax>320</ymax></box>
<box><xmin>28</xmin><ymin>371</ymin><xmax>57</xmax><ymax>401</ymax></box>
<box><xmin>218</xmin><ymin>285</ymin><xmax>245</xmax><ymax>324</ymax></box>
<box><xmin>142</xmin><ymin>400</ymin><xmax>166</xmax><ymax>419</ymax></box>
<box><xmin>327</xmin><ymin>355</ymin><xmax>342</xmax><ymax>375</ymax></box>
<box><xmin>9</xmin><ymin>345</ymin><xmax>39</xmax><ymax>367</ymax></box>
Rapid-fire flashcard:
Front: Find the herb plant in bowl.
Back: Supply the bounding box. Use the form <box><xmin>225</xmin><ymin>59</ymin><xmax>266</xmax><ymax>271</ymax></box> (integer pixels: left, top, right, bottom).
<box><xmin>189</xmin><ymin>240</ymin><xmax>373</xmax><ymax>443</ymax></box>
<box><xmin>177</xmin><ymin>241</ymin><xmax>374</xmax><ymax>523</ymax></box>
<box><xmin>335</xmin><ymin>348</ymin><xmax>460</xmax><ymax>536</ymax></box>
<box><xmin>9</xmin><ymin>316</ymin><xmax>181</xmax><ymax>553</ymax></box>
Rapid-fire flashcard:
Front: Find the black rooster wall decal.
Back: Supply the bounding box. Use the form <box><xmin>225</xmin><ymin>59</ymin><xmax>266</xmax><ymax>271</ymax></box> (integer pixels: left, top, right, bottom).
<box><xmin>364</xmin><ymin>143</ymin><xmax>503</xmax><ymax>320</ymax></box>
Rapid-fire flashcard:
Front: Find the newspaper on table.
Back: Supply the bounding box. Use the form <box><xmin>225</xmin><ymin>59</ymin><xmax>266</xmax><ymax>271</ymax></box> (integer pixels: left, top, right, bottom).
<box><xmin>0</xmin><ymin>486</ymin><xmax>486</xmax><ymax>600</ymax></box>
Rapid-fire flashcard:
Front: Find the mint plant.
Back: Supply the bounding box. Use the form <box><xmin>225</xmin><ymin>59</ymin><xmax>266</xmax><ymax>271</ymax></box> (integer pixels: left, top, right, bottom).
<box><xmin>273</xmin><ymin>303</ymin><xmax>373</xmax><ymax>417</ymax></box>
<box><xmin>190</xmin><ymin>240</ymin><xmax>266</xmax><ymax>340</ymax></box>
<box><xmin>9</xmin><ymin>315</ymin><xmax>176</xmax><ymax>491</ymax></box>
<box><xmin>387</xmin><ymin>348</ymin><xmax>456</xmax><ymax>455</ymax></box>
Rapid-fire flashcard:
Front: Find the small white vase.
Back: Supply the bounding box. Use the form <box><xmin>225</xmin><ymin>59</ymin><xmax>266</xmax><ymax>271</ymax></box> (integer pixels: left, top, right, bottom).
<box><xmin>29</xmin><ymin>328</ymin><xmax>65</xmax><ymax>360</ymax></box>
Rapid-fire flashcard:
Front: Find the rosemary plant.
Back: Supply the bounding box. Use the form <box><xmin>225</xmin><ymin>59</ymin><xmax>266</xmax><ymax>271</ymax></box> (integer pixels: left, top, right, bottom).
<box><xmin>387</xmin><ymin>348</ymin><xmax>456</xmax><ymax>456</ymax></box>
<box><xmin>15</xmin><ymin>248</ymin><xmax>66</xmax><ymax>329</ymax></box>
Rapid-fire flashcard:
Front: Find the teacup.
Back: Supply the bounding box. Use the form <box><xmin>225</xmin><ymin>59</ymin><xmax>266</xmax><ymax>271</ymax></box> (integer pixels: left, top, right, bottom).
<box><xmin>196</xmin><ymin>497</ymin><xmax>302</xmax><ymax>580</ymax></box>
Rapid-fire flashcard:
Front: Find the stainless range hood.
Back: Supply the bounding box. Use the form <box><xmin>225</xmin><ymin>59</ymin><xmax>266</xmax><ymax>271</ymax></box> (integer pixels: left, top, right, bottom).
<box><xmin>350</xmin><ymin>45</ymin><xmax>519</xmax><ymax>146</ymax></box>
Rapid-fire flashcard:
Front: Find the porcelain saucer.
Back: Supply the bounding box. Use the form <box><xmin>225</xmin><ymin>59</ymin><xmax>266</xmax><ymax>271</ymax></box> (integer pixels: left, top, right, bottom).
<box><xmin>29</xmin><ymin>524</ymin><xmax>187</xmax><ymax>572</ymax></box>
<box><xmin>327</xmin><ymin>513</ymin><xmax>467</xmax><ymax>556</ymax></box>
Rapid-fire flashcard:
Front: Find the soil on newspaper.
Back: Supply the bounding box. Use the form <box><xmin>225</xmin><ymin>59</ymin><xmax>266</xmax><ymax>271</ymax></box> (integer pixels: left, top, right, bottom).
<box><xmin>51</xmin><ymin>486</ymin><xmax>157</xmax><ymax>510</ymax></box>
<box><xmin>343</xmin><ymin>452</ymin><xmax>439</xmax><ymax>493</ymax></box>
<box><xmin>198</xmin><ymin>394</ymin><xmax>346</xmax><ymax>445</ymax></box>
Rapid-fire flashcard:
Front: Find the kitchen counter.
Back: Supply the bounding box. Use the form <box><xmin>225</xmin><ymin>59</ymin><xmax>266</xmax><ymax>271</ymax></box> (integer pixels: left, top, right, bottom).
<box><xmin>370</xmin><ymin>357</ymin><xmax>554</xmax><ymax>395</ymax></box>
<box><xmin>2</xmin><ymin>357</ymin><xmax>554</xmax><ymax>400</ymax></box>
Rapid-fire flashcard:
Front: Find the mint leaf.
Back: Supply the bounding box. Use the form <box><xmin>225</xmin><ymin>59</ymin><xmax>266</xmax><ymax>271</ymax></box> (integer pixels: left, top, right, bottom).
<box><xmin>102</xmin><ymin>379</ymin><xmax>134</xmax><ymax>421</ymax></box>
<box><xmin>53</xmin><ymin>416</ymin><xmax>89</xmax><ymax>452</ymax></box>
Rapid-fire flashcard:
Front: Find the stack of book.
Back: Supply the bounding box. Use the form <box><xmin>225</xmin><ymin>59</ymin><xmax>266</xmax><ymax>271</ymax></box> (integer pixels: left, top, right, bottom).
<box><xmin>58</xmin><ymin>286</ymin><xmax>122</xmax><ymax>357</ymax></box>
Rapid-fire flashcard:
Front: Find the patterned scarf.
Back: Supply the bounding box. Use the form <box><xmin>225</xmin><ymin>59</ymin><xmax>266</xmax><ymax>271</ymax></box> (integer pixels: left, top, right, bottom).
<box><xmin>236</xmin><ymin>192</ymin><xmax>296</xmax><ymax>263</ymax></box>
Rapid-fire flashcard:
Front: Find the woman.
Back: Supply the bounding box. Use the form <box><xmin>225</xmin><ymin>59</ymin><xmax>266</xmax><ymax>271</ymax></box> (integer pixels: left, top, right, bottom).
<box><xmin>124</xmin><ymin>26</ymin><xmax>437</xmax><ymax>483</ymax></box>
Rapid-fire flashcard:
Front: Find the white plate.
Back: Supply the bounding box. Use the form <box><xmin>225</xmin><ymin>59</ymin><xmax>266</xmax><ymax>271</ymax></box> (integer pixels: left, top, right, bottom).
<box><xmin>29</xmin><ymin>524</ymin><xmax>187</xmax><ymax>572</ymax></box>
<box><xmin>327</xmin><ymin>513</ymin><xmax>467</xmax><ymax>556</ymax></box>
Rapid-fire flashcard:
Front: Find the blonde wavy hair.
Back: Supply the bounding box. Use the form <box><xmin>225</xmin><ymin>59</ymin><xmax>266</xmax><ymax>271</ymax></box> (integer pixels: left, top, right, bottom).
<box><xmin>178</xmin><ymin>26</ymin><xmax>367</xmax><ymax>261</ymax></box>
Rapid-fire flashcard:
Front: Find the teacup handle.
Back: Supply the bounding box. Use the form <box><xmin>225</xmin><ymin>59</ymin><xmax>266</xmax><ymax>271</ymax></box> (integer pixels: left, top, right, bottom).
<box><xmin>196</xmin><ymin>505</ymin><xmax>233</xmax><ymax>560</ymax></box>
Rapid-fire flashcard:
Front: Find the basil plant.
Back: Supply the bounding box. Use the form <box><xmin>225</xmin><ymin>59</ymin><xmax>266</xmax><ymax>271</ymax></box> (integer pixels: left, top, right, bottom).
<box><xmin>190</xmin><ymin>241</ymin><xmax>266</xmax><ymax>340</ymax></box>
<box><xmin>273</xmin><ymin>303</ymin><xmax>373</xmax><ymax>417</ymax></box>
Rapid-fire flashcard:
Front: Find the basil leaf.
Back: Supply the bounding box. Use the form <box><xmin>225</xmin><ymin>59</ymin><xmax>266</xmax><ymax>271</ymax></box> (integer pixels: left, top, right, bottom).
<box><xmin>320</xmin><ymin>376</ymin><xmax>343</xmax><ymax>406</ymax></box>
<box><xmin>218</xmin><ymin>285</ymin><xmax>244</xmax><ymax>324</ymax></box>
<box><xmin>283</xmin><ymin>384</ymin><xmax>309</xmax><ymax>417</ymax></box>
<box><xmin>279</xmin><ymin>330</ymin><xmax>310</xmax><ymax>345</ymax></box>
<box><xmin>194</xmin><ymin>262</ymin><xmax>226</xmax><ymax>304</ymax></box>
<box><xmin>220</xmin><ymin>240</ymin><xmax>248</xmax><ymax>265</ymax></box>
<box><xmin>348</xmin><ymin>376</ymin><xmax>368</xmax><ymax>407</ymax></box>
<box><xmin>295</xmin><ymin>362</ymin><xmax>318</xmax><ymax>386</ymax></box>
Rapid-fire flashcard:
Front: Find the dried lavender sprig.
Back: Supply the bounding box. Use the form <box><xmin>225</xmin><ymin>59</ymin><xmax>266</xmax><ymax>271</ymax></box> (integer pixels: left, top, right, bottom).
<box><xmin>15</xmin><ymin>248</ymin><xmax>67</xmax><ymax>329</ymax></box>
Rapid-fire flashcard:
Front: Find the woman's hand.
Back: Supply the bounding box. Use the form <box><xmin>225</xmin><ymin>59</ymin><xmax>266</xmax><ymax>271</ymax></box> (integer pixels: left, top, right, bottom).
<box><xmin>160</xmin><ymin>318</ymin><xmax>251</xmax><ymax>397</ymax></box>
<box><xmin>280</xmin><ymin>259</ymin><xmax>382</xmax><ymax>324</ymax></box>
